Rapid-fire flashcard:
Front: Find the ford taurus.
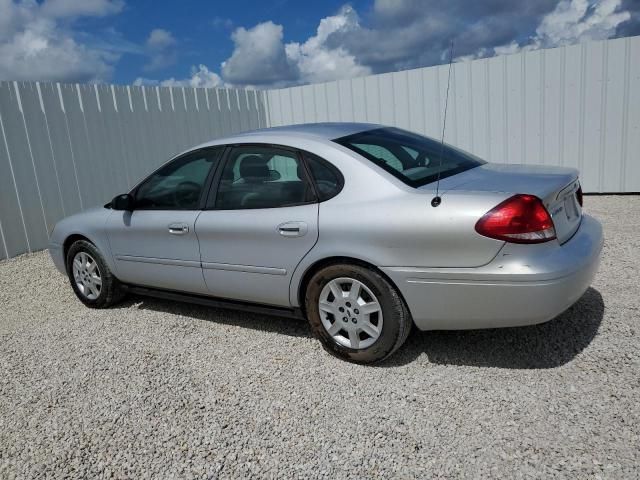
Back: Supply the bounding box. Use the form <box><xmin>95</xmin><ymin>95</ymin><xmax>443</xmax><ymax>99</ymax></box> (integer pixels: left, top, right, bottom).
<box><xmin>49</xmin><ymin>123</ymin><xmax>603</xmax><ymax>363</ymax></box>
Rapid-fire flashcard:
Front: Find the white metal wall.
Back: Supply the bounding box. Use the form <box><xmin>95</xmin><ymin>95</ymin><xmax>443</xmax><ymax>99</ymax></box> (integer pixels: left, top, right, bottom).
<box><xmin>0</xmin><ymin>36</ymin><xmax>638</xmax><ymax>260</ymax></box>
<box><xmin>0</xmin><ymin>83</ymin><xmax>267</xmax><ymax>260</ymax></box>
<box><xmin>266</xmin><ymin>36</ymin><xmax>640</xmax><ymax>195</ymax></box>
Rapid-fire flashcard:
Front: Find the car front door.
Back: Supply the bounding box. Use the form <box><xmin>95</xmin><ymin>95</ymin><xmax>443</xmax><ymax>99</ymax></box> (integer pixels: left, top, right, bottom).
<box><xmin>105</xmin><ymin>148</ymin><xmax>221</xmax><ymax>294</ymax></box>
<box><xmin>195</xmin><ymin>145</ymin><xmax>319</xmax><ymax>307</ymax></box>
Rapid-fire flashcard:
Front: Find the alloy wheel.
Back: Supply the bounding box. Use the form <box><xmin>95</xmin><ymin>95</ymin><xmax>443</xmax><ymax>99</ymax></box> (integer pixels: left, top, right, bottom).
<box><xmin>72</xmin><ymin>251</ymin><xmax>102</xmax><ymax>300</ymax></box>
<box><xmin>318</xmin><ymin>277</ymin><xmax>383</xmax><ymax>349</ymax></box>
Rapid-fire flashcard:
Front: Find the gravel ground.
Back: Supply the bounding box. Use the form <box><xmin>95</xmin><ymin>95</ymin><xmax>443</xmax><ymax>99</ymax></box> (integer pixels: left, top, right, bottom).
<box><xmin>1</xmin><ymin>195</ymin><xmax>639</xmax><ymax>479</ymax></box>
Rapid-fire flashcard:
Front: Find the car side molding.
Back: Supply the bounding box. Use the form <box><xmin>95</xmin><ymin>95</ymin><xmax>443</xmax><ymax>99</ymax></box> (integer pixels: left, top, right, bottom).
<box><xmin>123</xmin><ymin>285</ymin><xmax>305</xmax><ymax>319</ymax></box>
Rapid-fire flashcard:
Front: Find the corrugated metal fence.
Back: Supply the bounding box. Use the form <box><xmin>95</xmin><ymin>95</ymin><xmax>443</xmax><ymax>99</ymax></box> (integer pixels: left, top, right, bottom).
<box><xmin>0</xmin><ymin>83</ymin><xmax>267</xmax><ymax>259</ymax></box>
<box><xmin>0</xmin><ymin>35</ymin><xmax>638</xmax><ymax>260</ymax></box>
<box><xmin>266</xmin><ymin>35</ymin><xmax>640</xmax><ymax>194</ymax></box>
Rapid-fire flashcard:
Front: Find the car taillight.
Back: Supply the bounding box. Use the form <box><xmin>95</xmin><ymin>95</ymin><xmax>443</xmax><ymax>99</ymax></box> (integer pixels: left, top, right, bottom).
<box><xmin>576</xmin><ymin>186</ymin><xmax>583</xmax><ymax>207</ymax></box>
<box><xmin>475</xmin><ymin>194</ymin><xmax>556</xmax><ymax>244</ymax></box>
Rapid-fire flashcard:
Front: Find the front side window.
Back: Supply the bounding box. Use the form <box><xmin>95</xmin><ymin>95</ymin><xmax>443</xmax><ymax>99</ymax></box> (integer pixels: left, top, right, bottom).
<box><xmin>135</xmin><ymin>149</ymin><xmax>219</xmax><ymax>210</ymax></box>
<box><xmin>334</xmin><ymin>127</ymin><xmax>485</xmax><ymax>188</ymax></box>
<box><xmin>215</xmin><ymin>146</ymin><xmax>313</xmax><ymax>209</ymax></box>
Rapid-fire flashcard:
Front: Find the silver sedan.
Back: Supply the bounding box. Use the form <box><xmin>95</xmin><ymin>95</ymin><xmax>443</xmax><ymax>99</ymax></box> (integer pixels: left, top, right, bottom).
<box><xmin>49</xmin><ymin>123</ymin><xmax>603</xmax><ymax>363</ymax></box>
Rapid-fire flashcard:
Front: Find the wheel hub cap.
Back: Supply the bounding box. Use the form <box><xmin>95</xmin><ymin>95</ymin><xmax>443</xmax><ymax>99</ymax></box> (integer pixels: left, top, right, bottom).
<box><xmin>318</xmin><ymin>277</ymin><xmax>383</xmax><ymax>350</ymax></box>
<box><xmin>72</xmin><ymin>252</ymin><xmax>102</xmax><ymax>300</ymax></box>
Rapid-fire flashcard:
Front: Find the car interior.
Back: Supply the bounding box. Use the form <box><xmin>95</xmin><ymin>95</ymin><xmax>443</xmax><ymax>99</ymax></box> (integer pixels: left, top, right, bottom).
<box><xmin>215</xmin><ymin>153</ymin><xmax>310</xmax><ymax>209</ymax></box>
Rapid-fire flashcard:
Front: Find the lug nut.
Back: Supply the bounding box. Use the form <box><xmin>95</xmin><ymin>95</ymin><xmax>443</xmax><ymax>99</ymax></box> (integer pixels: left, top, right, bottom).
<box><xmin>351</xmin><ymin>318</ymin><xmax>357</xmax><ymax>323</ymax></box>
<box><xmin>343</xmin><ymin>317</ymin><xmax>348</xmax><ymax>322</ymax></box>
<box><xmin>339</xmin><ymin>307</ymin><xmax>344</xmax><ymax>312</ymax></box>
<box><xmin>354</xmin><ymin>309</ymin><xmax>359</xmax><ymax>314</ymax></box>
<box><xmin>346</xmin><ymin>302</ymin><xmax>351</xmax><ymax>308</ymax></box>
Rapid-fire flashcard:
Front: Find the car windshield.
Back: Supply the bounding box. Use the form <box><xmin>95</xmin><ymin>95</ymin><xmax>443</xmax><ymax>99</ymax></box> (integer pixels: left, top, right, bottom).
<box><xmin>334</xmin><ymin>127</ymin><xmax>486</xmax><ymax>188</ymax></box>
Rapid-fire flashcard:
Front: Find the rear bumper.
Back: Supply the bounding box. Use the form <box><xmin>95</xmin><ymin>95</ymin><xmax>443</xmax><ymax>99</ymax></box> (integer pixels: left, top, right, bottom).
<box><xmin>382</xmin><ymin>215</ymin><xmax>603</xmax><ymax>330</ymax></box>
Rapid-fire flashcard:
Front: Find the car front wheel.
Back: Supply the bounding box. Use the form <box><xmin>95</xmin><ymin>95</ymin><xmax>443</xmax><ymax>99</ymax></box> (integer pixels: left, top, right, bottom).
<box><xmin>66</xmin><ymin>240</ymin><xmax>125</xmax><ymax>308</ymax></box>
<box><xmin>305</xmin><ymin>264</ymin><xmax>412</xmax><ymax>364</ymax></box>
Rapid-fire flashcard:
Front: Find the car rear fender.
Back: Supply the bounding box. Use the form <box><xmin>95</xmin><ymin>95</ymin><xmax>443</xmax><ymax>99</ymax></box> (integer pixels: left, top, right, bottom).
<box><xmin>288</xmin><ymin>190</ymin><xmax>509</xmax><ymax>307</ymax></box>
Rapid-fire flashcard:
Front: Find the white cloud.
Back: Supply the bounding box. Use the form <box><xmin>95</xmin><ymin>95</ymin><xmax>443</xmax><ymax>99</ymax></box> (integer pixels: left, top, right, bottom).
<box><xmin>211</xmin><ymin>16</ymin><xmax>233</xmax><ymax>31</ymax></box>
<box><xmin>188</xmin><ymin>65</ymin><xmax>222</xmax><ymax>88</ymax></box>
<box><xmin>0</xmin><ymin>0</ymin><xmax>123</xmax><ymax>82</ymax></box>
<box><xmin>134</xmin><ymin>0</ymin><xmax>639</xmax><ymax>88</ymax></box>
<box><xmin>135</xmin><ymin>0</ymin><xmax>638</xmax><ymax>88</ymax></box>
<box><xmin>493</xmin><ymin>41</ymin><xmax>522</xmax><ymax>56</ymax></box>
<box><xmin>134</xmin><ymin>64</ymin><xmax>222</xmax><ymax>88</ymax></box>
<box><xmin>146</xmin><ymin>28</ymin><xmax>175</xmax><ymax>50</ymax></box>
<box><xmin>131</xmin><ymin>77</ymin><xmax>156</xmax><ymax>86</ymax></box>
<box><xmin>40</xmin><ymin>0</ymin><xmax>124</xmax><ymax>19</ymax></box>
<box><xmin>143</xmin><ymin>28</ymin><xmax>177</xmax><ymax>71</ymax></box>
<box><xmin>221</xmin><ymin>21</ymin><xmax>298</xmax><ymax>86</ymax></box>
<box><xmin>218</xmin><ymin>7</ymin><xmax>370</xmax><ymax>87</ymax></box>
<box><xmin>487</xmin><ymin>0</ymin><xmax>632</xmax><ymax>58</ymax></box>
<box><xmin>535</xmin><ymin>0</ymin><xmax>631</xmax><ymax>46</ymax></box>
<box><xmin>321</xmin><ymin>0</ymin><xmax>635</xmax><ymax>73</ymax></box>
<box><xmin>454</xmin><ymin>48</ymin><xmax>489</xmax><ymax>63</ymax></box>
<box><xmin>285</xmin><ymin>6</ymin><xmax>371</xmax><ymax>84</ymax></box>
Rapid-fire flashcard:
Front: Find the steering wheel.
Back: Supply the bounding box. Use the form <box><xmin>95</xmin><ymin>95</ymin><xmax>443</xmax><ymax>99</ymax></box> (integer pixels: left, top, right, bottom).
<box><xmin>172</xmin><ymin>181</ymin><xmax>201</xmax><ymax>208</ymax></box>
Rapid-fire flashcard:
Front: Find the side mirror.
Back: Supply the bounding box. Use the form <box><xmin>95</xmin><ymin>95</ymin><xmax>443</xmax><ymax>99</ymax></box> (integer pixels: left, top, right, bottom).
<box><xmin>112</xmin><ymin>193</ymin><xmax>135</xmax><ymax>211</ymax></box>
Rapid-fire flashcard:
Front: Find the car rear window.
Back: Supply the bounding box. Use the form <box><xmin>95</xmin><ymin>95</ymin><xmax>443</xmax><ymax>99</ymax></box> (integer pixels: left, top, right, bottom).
<box><xmin>334</xmin><ymin>127</ymin><xmax>486</xmax><ymax>188</ymax></box>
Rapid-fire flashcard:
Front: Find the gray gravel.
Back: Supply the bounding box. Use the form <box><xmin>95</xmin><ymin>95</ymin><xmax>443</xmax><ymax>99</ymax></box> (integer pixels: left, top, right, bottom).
<box><xmin>1</xmin><ymin>195</ymin><xmax>639</xmax><ymax>479</ymax></box>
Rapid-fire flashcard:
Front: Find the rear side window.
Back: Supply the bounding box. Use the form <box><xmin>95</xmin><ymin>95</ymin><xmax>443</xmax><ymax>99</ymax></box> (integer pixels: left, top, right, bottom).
<box><xmin>304</xmin><ymin>152</ymin><xmax>343</xmax><ymax>201</ymax></box>
<box><xmin>334</xmin><ymin>127</ymin><xmax>485</xmax><ymax>188</ymax></box>
<box><xmin>215</xmin><ymin>146</ymin><xmax>314</xmax><ymax>210</ymax></box>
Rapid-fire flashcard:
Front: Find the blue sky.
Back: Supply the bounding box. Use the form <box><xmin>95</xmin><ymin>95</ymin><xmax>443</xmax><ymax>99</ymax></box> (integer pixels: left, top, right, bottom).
<box><xmin>112</xmin><ymin>0</ymin><xmax>370</xmax><ymax>84</ymax></box>
<box><xmin>0</xmin><ymin>0</ymin><xmax>638</xmax><ymax>87</ymax></box>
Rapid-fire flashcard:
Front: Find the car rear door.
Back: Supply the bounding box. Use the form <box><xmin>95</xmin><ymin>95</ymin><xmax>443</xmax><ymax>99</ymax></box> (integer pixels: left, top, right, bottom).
<box><xmin>195</xmin><ymin>145</ymin><xmax>319</xmax><ymax>307</ymax></box>
<box><xmin>105</xmin><ymin>148</ymin><xmax>222</xmax><ymax>294</ymax></box>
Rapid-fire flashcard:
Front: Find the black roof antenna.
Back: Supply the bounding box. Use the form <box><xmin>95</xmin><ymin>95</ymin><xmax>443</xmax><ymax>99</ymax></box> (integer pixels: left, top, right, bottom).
<box><xmin>431</xmin><ymin>40</ymin><xmax>454</xmax><ymax>208</ymax></box>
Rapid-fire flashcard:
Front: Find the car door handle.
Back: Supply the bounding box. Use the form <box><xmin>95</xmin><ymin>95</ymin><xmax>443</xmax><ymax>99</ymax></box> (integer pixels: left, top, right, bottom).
<box><xmin>168</xmin><ymin>223</ymin><xmax>189</xmax><ymax>235</ymax></box>
<box><xmin>277</xmin><ymin>221</ymin><xmax>308</xmax><ymax>237</ymax></box>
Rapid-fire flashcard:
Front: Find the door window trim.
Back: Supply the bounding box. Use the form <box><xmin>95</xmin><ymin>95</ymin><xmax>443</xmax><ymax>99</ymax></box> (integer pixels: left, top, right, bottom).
<box><xmin>204</xmin><ymin>143</ymin><xmax>320</xmax><ymax>211</ymax></box>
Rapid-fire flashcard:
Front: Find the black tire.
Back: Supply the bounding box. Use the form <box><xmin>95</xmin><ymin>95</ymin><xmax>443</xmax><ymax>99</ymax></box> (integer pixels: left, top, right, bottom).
<box><xmin>305</xmin><ymin>264</ymin><xmax>412</xmax><ymax>364</ymax></box>
<box><xmin>66</xmin><ymin>240</ymin><xmax>125</xmax><ymax>308</ymax></box>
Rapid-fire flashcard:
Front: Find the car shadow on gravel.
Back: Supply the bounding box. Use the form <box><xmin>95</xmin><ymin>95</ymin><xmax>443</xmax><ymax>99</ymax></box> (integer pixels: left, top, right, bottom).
<box><xmin>122</xmin><ymin>287</ymin><xmax>603</xmax><ymax>369</ymax></box>
<box><xmin>125</xmin><ymin>296</ymin><xmax>312</xmax><ymax>338</ymax></box>
<box><xmin>380</xmin><ymin>287</ymin><xmax>605</xmax><ymax>369</ymax></box>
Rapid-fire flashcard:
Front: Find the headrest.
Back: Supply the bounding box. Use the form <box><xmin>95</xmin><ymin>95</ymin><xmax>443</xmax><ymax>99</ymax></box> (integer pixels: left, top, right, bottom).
<box><xmin>222</xmin><ymin>164</ymin><xmax>235</xmax><ymax>181</ymax></box>
<box><xmin>240</xmin><ymin>155</ymin><xmax>269</xmax><ymax>181</ymax></box>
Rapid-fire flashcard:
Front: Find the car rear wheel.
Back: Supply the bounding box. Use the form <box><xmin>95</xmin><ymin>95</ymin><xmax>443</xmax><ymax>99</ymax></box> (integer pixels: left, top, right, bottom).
<box><xmin>305</xmin><ymin>264</ymin><xmax>412</xmax><ymax>364</ymax></box>
<box><xmin>66</xmin><ymin>240</ymin><xmax>125</xmax><ymax>308</ymax></box>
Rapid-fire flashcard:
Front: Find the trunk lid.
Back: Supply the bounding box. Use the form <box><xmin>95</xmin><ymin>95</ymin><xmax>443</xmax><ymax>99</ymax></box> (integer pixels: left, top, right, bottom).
<box><xmin>431</xmin><ymin>164</ymin><xmax>582</xmax><ymax>244</ymax></box>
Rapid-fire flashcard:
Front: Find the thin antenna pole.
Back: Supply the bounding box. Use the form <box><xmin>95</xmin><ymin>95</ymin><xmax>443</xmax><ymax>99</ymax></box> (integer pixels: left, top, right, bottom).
<box><xmin>431</xmin><ymin>40</ymin><xmax>454</xmax><ymax>208</ymax></box>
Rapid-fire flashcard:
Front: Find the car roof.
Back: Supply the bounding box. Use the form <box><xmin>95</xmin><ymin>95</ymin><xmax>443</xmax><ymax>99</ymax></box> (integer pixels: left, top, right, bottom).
<box><xmin>196</xmin><ymin>122</ymin><xmax>382</xmax><ymax>148</ymax></box>
<box><xmin>238</xmin><ymin>122</ymin><xmax>381</xmax><ymax>139</ymax></box>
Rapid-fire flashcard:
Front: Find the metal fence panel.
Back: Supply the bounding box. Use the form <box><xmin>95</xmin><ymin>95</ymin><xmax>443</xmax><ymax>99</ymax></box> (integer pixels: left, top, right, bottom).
<box><xmin>562</xmin><ymin>44</ymin><xmax>582</xmax><ymax>172</ymax></box>
<box><xmin>17</xmin><ymin>83</ymin><xmax>66</xmax><ymax>233</ymax></box>
<box><xmin>0</xmin><ymin>85</ymin><xmax>29</xmax><ymax>259</ymax></box>
<box><xmin>0</xmin><ymin>83</ymin><xmax>49</xmax><ymax>252</ymax></box>
<box><xmin>0</xmin><ymin>81</ymin><xmax>267</xmax><ymax>258</ymax></box>
<box><xmin>626</xmin><ymin>38</ymin><xmax>640</xmax><ymax>192</ymax></box>
<box><xmin>39</xmin><ymin>83</ymin><xmax>83</xmax><ymax>216</ymax></box>
<box><xmin>266</xmin><ymin>35</ymin><xmax>640</xmax><ymax>194</ymax></box>
<box><xmin>0</xmin><ymin>36</ymin><xmax>638</xmax><ymax>260</ymax></box>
